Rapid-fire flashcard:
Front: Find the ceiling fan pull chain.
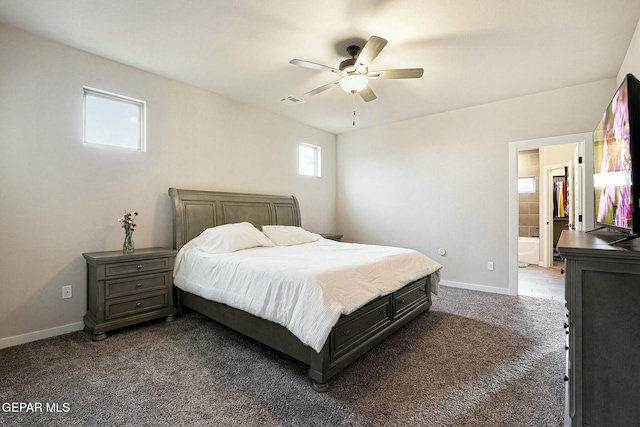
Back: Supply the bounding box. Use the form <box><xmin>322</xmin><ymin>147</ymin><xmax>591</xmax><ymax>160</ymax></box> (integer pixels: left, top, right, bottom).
<box><xmin>352</xmin><ymin>91</ymin><xmax>356</xmax><ymax>126</ymax></box>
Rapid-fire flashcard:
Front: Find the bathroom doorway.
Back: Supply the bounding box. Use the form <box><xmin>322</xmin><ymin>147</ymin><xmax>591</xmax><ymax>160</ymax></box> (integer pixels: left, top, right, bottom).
<box><xmin>508</xmin><ymin>133</ymin><xmax>594</xmax><ymax>297</ymax></box>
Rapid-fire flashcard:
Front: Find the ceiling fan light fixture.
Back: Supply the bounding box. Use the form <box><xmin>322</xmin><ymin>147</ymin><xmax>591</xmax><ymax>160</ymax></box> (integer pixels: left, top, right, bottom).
<box><xmin>339</xmin><ymin>74</ymin><xmax>368</xmax><ymax>93</ymax></box>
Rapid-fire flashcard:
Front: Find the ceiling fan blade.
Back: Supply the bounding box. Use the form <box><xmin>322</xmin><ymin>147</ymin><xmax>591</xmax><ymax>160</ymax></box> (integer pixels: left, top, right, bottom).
<box><xmin>355</xmin><ymin>36</ymin><xmax>388</xmax><ymax>72</ymax></box>
<box><xmin>359</xmin><ymin>86</ymin><xmax>377</xmax><ymax>102</ymax></box>
<box><xmin>290</xmin><ymin>59</ymin><xmax>345</xmax><ymax>76</ymax></box>
<box><xmin>304</xmin><ymin>80</ymin><xmax>340</xmax><ymax>97</ymax></box>
<box><xmin>367</xmin><ymin>68</ymin><xmax>424</xmax><ymax>79</ymax></box>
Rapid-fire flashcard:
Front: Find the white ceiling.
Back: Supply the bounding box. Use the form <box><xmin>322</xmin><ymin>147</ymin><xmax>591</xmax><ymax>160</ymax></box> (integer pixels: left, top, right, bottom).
<box><xmin>1</xmin><ymin>0</ymin><xmax>640</xmax><ymax>134</ymax></box>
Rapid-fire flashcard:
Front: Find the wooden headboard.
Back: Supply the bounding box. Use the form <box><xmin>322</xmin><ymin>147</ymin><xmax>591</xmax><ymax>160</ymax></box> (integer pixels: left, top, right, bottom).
<box><xmin>168</xmin><ymin>188</ymin><xmax>301</xmax><ymax>250</ymax></box>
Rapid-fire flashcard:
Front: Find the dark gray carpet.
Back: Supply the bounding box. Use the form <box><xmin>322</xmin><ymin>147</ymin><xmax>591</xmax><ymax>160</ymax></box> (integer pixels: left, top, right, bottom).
<box><xmin>0</xmin><ymin>286</ymin><xmax>566</xmax><ymax>426</ymax></box>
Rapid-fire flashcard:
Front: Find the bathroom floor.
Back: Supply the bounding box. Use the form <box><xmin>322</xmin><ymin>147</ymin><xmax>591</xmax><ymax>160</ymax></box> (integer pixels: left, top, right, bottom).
<box><xmin>518</xmin><ymin>261</ymin><xmax>565</xmax><ymax>301</ymax></box>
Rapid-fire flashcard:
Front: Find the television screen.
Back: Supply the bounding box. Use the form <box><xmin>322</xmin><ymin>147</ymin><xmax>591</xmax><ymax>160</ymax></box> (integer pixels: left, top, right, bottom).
<box><xmin>593</xmin><ymin>75</ymin><xmax>636</xmax><ymax>233</ymax></box>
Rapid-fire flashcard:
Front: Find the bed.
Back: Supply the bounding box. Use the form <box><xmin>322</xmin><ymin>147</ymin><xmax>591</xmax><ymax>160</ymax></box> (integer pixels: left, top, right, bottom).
<box><xmin>168</xmin><ymin>188</ymin><xmax>441</xmax><ymax>391</ymax></box>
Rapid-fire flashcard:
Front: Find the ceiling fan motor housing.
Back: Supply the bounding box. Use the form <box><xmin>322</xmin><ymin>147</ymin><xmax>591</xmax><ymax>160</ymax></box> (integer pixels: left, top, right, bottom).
<box><xmin>340</xmin><ymin>45</ymin><xmax>362</xmax><ymax>73</ymax></box>
<box><xmin>339</xmin><ymin>57</ymin><xmax>357</xmax><ymax>72</ymax></box>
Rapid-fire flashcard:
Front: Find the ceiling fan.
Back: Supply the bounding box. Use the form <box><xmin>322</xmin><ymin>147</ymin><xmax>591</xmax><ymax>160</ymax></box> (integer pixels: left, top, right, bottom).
<box><xmin>290</xmin><ymin>35</ymin><xmax>424</xmax><ymax>102</ymax></box>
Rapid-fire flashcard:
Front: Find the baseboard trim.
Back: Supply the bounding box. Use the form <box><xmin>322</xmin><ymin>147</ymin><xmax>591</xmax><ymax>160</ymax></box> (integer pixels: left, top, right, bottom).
<box><xmin>440</xmin><ymin>280</ymin><xmax>513</xmax><ymax>295</ymax></box>
<box><xmin>0</xmin><ymin>322</ymin><xmax>85</xmax><ymax>350</ymax></box>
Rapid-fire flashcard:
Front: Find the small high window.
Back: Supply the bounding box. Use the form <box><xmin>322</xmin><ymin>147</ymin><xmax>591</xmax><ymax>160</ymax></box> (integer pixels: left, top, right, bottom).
<box><xmin>299</xmin><ymin>142</ymin><xmax>321</xmax><ymax>177</ymax></box>
<box><xmin>518</xmin><ymin>176</ymin><xmax>536</xmax><ymax>193</ymax></box>
<box><xmin>83</xmin><ymin>87</ymin><xmax>146</xmax><ymax>151</ymax></box>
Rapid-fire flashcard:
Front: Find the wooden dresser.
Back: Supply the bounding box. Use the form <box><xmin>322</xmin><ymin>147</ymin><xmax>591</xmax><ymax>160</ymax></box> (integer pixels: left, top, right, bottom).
<box><xmin>557</xmin><ymin>230</ymin><xmax>640</xmax><ymax>427</ymax></box>
<box><xmin>83</xmin><ymin>247</ymin><xmax>177</xmax><ymax>341</ymax></box>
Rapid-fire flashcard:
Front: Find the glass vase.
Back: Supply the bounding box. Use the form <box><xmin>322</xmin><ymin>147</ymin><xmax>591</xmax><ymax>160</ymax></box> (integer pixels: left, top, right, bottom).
<box><xmin>123</xmin><ymin>231</ymin><xmax>134</xmax><ymax>254</ymax></box>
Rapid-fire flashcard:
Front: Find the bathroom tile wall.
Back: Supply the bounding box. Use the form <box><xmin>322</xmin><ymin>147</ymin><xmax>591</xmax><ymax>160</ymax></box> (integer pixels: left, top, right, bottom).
<box><xmin>518</xmin><ymin>149</ymin><xmax>540</xmax><ymax>238</ymax></box>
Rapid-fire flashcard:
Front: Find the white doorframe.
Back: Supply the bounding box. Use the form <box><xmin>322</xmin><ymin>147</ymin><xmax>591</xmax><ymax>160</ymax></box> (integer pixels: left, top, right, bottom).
<box><xmin>508</xmin><ymin>132</ymin><xmax>593</xmax><ymax>296</ymax></box>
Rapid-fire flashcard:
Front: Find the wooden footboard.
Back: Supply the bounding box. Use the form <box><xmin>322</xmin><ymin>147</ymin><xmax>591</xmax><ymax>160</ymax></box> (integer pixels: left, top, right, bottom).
<box><xmin>177</xmin><ymin>275</ymin><xmax>432</xmax><ymax>391</ymax></box>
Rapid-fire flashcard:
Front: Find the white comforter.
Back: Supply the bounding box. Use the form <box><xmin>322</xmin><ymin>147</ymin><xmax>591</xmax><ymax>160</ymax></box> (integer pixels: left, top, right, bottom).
<box><xmin>173</xmin><ymin>239</ymin><xmax>442</xmax><ymax>352</ymax></box>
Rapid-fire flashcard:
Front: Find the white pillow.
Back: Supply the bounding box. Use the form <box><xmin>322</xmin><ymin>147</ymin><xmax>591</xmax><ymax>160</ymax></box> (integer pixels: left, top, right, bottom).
<box><xmin>261</xmin><ymin>225</ymin><xmax>322</xmax><ymax>246</ymax></box>
<box><xmin>193</xmin><ymin>222</ymin><xmax>274</xmax><ymax>253</ymax></box>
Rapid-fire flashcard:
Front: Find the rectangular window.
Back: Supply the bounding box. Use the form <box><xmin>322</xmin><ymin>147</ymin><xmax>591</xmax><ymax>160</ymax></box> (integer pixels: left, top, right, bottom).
<box><xmin>83</xmin><ymin>87</ymin><xmax>146</xmax><ymax>151</ymax></box>
<box><xmin>299</xmin><ymin>142</ymin><xmax>321</xmax><ymax>177</ymax></box>
<box><xmin>518</xmin><ymin>176</ymin><xmax>536</xmax><ymax>193</ymax></box>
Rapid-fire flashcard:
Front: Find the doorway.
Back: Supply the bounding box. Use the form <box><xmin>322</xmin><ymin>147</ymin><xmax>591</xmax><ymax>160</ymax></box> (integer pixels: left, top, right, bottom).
<box><xmin>508</xmin><ymin>133</ymin><xmax>594</xmax><ymax>296</ymax></box>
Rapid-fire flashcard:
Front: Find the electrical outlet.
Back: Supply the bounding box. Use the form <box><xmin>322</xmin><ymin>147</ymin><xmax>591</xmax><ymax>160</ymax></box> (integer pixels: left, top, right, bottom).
<box><xmin>62</xmin><ymin>285</ymin><xmax>72</xmax><ymax>299</ymax></box>
<box><xmin>487</xmin><ymin>262</ymin><xmax>494</xmax><ymax>271</ymax></box>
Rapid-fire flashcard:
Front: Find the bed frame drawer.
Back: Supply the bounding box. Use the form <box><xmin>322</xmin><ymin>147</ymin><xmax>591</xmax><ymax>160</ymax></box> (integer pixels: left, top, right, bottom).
<box><xmin>331</xmin><ymin>296</ymin><xmax>392</xmax><ymax>358</ymax></box>
<box><xmin>105</xmin><ymin>272</ymin><xmax>171</xmax><ymax>299</ymax></box>
<box><xmin>394</xmin><ymin>277</ymin><xmax>429</xmax><ymax>319</ymax></box>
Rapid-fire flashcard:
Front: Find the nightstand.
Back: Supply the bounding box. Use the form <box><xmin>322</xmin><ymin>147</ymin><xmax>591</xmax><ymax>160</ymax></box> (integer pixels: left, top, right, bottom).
<box><xmin>82</xmin><ymin>247</ymin><xmax>177</xmax><ymax>341</ymax></box>
<box><xmin>321</xmin><ymin>233</ymin><xmax>343</xmax><ymax>242</ymax></box>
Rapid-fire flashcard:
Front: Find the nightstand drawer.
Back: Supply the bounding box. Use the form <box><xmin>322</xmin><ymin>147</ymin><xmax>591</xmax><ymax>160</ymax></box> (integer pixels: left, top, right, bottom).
<box><xmin>105</xmin><ymin>257</ymin><xmax>171</xmax><ymax>277</ymax></box>
<box><xmin>105</xmin><ymin>291</ymin><xmax>168</xmax><ymax>320</ymax></box>
<box><xmin>394</xmin><ymin>278</ymin><xmax>429</xmax><ymax>319</ymax></box>
<box><xmin>105</xmin><ymin>272</ymin><xmax>170</xmax><ymax>299</ymax></box>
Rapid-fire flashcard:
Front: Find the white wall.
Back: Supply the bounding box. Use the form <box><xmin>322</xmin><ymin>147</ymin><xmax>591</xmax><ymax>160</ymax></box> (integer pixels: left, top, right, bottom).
<box><xmin>337</xmin><ymin>80</ymin><xmax>616</xmax><ymax>293</ymax></box>
<box><xmin>539</xmin><ymin>144</ymin><xmax>578</xmax><ymax>169</ymax></box>
<box><xmin>0</xmin><ymin>25</ymin><xmax>337</xmax><ymax>346</ymax></box>
<box><xmin>618</xmin><ymin>18</ymin><xmax>640</xmax><ymax>83</ymax></box>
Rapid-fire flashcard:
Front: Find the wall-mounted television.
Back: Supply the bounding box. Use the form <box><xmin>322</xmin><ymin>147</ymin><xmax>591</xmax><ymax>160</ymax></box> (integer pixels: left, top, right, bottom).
<box><xmin>593</xmin><ymin>73</ymin><xmax>640</xmax><ymax>242</ymax></box>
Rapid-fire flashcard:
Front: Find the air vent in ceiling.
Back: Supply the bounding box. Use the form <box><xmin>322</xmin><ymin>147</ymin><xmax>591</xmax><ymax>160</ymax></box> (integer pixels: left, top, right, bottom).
<box><xmin>280</xmin><ymin>96</ymin><xmax>305</xmax><ymax>106</ymax></box>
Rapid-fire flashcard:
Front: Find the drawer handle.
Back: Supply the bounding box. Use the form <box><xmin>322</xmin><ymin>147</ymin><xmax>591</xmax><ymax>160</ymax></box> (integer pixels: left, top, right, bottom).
<box><xmin>136</xmin><ymin>283</ymin><xmax>142</xmax><ymax>288</ymax></box>
<box><xmin>136</xmin><ymin>302</ymin><xmax>142</xmax><ymax>307</ymax></box>
<box><xmin>137</xmin><ymin>264</ymin><xmax>143</xmax><ymax>269</ymax></box>
<box><xmin>564</xmin><ymin>322</ymin><xmax>569</xmax><ymax>329</ymax></box>
<box><xmin>380</xmin><ymin>310</ymin><xmax>387</xmax><ymax>315</ymax></box>
<box><xmin>399</xmin><ymin>299</ymin><xmax>405</xmax><ymax>304</ymax></box>
<box><xmin>564</xmin><ymin>376</ymin><xmax>569</xmax><ymax>382</ymax></box>
<box><xmin>343</xmin><ymin>330</ymin><xmax>350</xmax><ymax>336</ymax></box>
